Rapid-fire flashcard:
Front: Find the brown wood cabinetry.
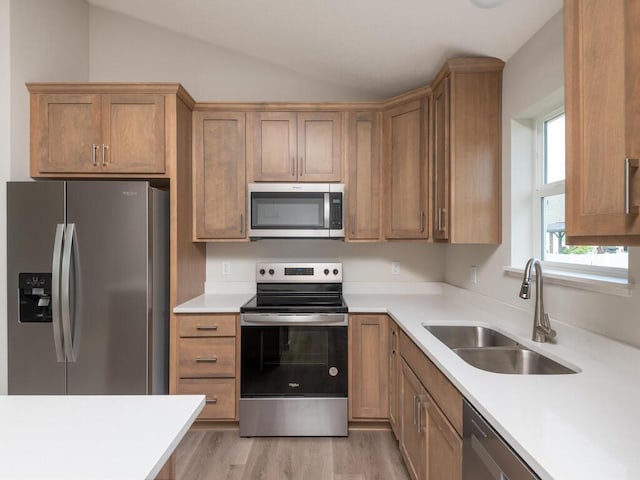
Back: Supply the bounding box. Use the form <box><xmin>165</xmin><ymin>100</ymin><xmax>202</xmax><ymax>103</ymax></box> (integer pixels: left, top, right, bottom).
<box><xmin>252</xmin><ymin>111</ymin><xmax>341</xmax><ymax>182</ymax></box>
<box><xmin>431</xmin><ymin>58</ymin><xmax>504</xmax><ymax>244</ymax></box>
<box><xmin>28</xmin><ymin>84</ymin><xmax>181</xmax><ymax>177</ymax></box>
<box><xmin>383</xmin><ymin>99</ymin><xmax>429</xmax><ymax>240</ymax></box>
<box><xmin>399</xmin><ymin>330</ymin><xmax>463</xmax><ymax>480</ymax></box>
<box><xmin>388</xmin><ymin>319</ymin><xmax>400</xmax><ymax>439</ymax></box>
<box><xmin>349</xmin><ymin>314</ymin><xmax>389</xmax><ymax>420</ymax></box>
<box><xmin>565</xmin><ymin>0</ymin><xmax>640</xmax><ymax>244</ymax></box>
<box><xmin>175</xmin><ymin>314</ymin><xmax>239</xmax><ymax>421</ymax></box>
<box><xmin>192</xmin><ymin>111</ymin><xmax>246</xmax><ymax>240</ymax></box>
<box><xmin>345</xmin><ymin>112</ymin><xmax>382</xmax><ymax>241</ymax></box>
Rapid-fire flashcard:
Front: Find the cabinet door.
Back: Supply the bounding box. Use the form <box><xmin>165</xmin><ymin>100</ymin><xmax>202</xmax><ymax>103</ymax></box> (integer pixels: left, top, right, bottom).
<box><xmin>297</xmin><ymin>112</ymin><xmax>342</xmax><ymax>181</ymax></box>
<box><xmin>346</xmin><ymin>112</ymin><xmax>381</xmax><ymax>240</ymax></box>
<box><xmin>32</xmin><ymin>94</ymin><xmax>102</xmax><ymax>174</ymax></box>
<box><xmin>193</xmin><ymin>112</ymin><xmax>246</xmax><ymax>240</ymax></box>
<box><xmin>425</xmin><ymin>399</ymin><xmax>462</xmax><ymax>480</ymax></box>
<box><xmin>388</xmin><ymin>319</ymin><xmax>400</xmax><ymax>439</ymax></box>
<box><xmin>400</xmin><ymin>359</ymin><xmax>426</xmax><ymax>480</ymax></box>
<box><xmin>102</xmin><ymin>94</ymin><xmax>166</xmax><ymax>173</ymax></box>
<box><xmin>384</xmin><ymin>100</ymin><xmax>428</xmax><ymax>239</ymax></box>
<box><xmin>252</xmin><ymin>112</ymin><xmax>297</xmax><ymax>181</ymax></box>
<box><xmin>565</xmin><ymin>0</ymin><xmax>640</xmax><ymax>242</ymax></box>
<box><xmin>433</xmin><ymin>78</ymin><xmax>450</xmax><ymax>241</ymax></box>
<box><xmin>349</xmin><ymin>315</ymin><xmax>389</xmax><ymax>419</ymax></box>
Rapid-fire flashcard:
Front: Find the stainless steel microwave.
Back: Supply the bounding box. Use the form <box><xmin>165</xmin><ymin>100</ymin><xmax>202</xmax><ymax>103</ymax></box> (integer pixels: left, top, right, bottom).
<box><xmin>247</xmin><ymin>183</ymin><xmax>344</xmax><ymax>239</ymax></box>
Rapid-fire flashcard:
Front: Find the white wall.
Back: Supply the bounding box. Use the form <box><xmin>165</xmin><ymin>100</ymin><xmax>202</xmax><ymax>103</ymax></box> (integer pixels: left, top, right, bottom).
<box><xmin>1</xmin><ymin>0</ymin><xmax>90</xmax><ymax>394</ymax></box>
<box><xmin>0</xmin><ymin>0</ymin><xmax>11</xmax><ymax>395</ymax></box>
<box><xmin>444</xmin><ymin>11</ymin><xmax>640</xmax><ymax>348</ymax></box>
<box><xmin>205</xmin><ymin>241</ymin><xmax>446</xmax><ymax>291</ymax></box>
<box><xmin>89</xmin><ymin>6</ymin><xmax>378</xmax><ymax>102</ymax></box>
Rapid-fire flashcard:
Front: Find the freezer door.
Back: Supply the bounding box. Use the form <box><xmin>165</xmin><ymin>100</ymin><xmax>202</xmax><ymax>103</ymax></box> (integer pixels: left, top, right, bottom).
<box><xmin>7</xmin><ymin>182</ymin><xmax>66</xmax><ymax>394</ymax></box>
<box><xmin>66</xmin><ymin>181</ymin><xmax>152</xmax><ymax>394</ymax></box>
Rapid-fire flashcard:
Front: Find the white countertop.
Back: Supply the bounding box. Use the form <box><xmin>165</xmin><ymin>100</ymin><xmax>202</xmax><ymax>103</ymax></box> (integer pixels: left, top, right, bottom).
<box><xmin>173</xmin><ymin>293</ymin><xmax>253</xmax><ymax>313</ymax></box>
<box><xmin>0</xmin><ymin>395</ymin><xmax>205</xmax><ymax>480</ymax></box>
<box><xmin>174</xmin><ymin>284</ymin><xmax>640</xmax><ymax>480</ymax></box>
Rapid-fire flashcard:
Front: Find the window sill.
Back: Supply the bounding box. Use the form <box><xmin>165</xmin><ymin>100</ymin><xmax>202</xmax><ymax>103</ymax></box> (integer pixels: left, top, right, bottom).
<box><xmin>503</xmin><ymin>266</ymin><xmax>632</xmax><ymax>297</ymax></box>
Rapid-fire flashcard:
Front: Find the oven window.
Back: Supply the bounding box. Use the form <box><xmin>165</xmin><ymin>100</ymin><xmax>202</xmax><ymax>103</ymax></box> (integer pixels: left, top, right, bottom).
<box><xmin>262</xmin><ymin>329</ymin><xmax>328</xmax><ymax>366</ymax></box>
<box><xmin>251</xmin><ymin>193</ymin><xmax>324</xmax><ymax>229</ymax></box>
<box><xmin>241</xmin><ymin>325</ymin><xmax>348</xmax><ymax>397</ymax></box>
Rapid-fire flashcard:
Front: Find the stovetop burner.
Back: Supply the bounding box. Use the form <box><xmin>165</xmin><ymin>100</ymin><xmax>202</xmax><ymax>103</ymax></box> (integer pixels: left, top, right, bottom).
<box><xmin>240</xmin><ymin>262</ymin><xmax>348</xmax><ymax>314</ymax></box>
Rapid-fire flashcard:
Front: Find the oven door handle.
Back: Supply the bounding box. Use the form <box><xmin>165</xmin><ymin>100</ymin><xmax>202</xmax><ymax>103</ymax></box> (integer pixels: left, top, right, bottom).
<box><xmin>241</xmin><ymin>313</ymin><xmax>348</xmax><ymax>326</ymax></box>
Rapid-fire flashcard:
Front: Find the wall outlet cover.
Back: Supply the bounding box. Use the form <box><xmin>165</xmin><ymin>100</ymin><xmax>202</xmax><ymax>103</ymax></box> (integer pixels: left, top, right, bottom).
<box><xmin>222</xmin><ymin>261</ymin><xmax>231</xmax><ymax>275</ymax></box>
<box><xmin>392</xmin><ymin>262</ymin><xmax>401</xmax><ymax>275</ymax></box>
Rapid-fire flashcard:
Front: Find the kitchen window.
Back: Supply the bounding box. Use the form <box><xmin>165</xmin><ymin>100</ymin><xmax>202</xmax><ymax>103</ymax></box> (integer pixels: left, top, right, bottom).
<box><xmin>533</xmin><ymin>108</ymin><xmax>628</xmax><ymax>277</ymax></box>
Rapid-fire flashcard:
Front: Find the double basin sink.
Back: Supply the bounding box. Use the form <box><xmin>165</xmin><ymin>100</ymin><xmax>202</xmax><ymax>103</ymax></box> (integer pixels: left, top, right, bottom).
<box><xmin>423</xmin><ymin>325</ymin><xmax>578</xmax><ymax>375</ymax></box>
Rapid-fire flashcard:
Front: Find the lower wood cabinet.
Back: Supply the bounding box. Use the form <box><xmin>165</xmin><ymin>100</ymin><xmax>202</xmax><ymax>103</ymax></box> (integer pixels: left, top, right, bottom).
<box><xmin>398</xmin><ymin>330</ymin><xmax>462</xmax><ymax>480</ymax></box>
<box><xmin>174</xmin><ymin>314</ymin><xmax>239</xmax><ymax>421</ymax></box>
<box><xmin>349</xmin><ymin>314</ymin><xmax>389</xmax><ymax>420</ymax></box>
<box><xmin>389</xmin><ymin>319</ymin><xmax>400</xmax><ymax>438</ymax></box>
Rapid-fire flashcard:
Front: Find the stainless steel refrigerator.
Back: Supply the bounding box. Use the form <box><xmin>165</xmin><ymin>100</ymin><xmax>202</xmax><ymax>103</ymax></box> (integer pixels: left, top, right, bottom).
<box><xmin>7</xmin><ymin>181</ymin><xmax>169</xmax><ymax>395</ymax></box>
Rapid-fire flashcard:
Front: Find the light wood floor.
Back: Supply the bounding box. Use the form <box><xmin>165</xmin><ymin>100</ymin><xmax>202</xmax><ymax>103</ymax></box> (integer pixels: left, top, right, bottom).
<box><xmin>169</xmin><ymin>428</ymin><xmax>410</xmax><ymax>480</ymax></box>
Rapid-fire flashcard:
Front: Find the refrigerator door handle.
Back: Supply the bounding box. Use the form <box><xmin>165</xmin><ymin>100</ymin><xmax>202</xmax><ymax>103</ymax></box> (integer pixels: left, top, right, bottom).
<box><xmin>51</xmin><ymin>224</ymin><xmax>66</xmax><ymax>362</ymax></box>
<box><xmin>61</xmin><ymin>223</ymin><xmax>82</xmax><ymax>363</ymax></box>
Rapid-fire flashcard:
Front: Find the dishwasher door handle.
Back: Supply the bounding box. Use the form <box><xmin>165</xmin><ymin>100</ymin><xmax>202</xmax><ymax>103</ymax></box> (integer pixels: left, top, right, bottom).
<box><xmin>471</xmin><ymin>435</ymin><xmax>509</xmax><ymax>480</ymax></box>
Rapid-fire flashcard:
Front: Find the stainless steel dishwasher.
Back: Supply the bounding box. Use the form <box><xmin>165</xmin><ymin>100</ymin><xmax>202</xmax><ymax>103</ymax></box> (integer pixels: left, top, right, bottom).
<box><xmin>463</xmin><ymin>400</ymin><xmax>540</xmax><ymax>480</ymax></box>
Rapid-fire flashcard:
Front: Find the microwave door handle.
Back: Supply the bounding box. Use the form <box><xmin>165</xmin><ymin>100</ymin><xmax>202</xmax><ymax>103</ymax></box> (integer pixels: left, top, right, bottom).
<box><xmin>324</xmin><ymin>193</ymin><xmax>330</xmax><ymax>228</ymax></box>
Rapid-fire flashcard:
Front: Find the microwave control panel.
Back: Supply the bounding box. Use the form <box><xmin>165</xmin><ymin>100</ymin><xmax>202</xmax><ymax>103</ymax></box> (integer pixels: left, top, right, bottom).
<box><xmin>329</xmin><ymin>193</ymin><xmax>343</xmax><ymax>229</ymax></box>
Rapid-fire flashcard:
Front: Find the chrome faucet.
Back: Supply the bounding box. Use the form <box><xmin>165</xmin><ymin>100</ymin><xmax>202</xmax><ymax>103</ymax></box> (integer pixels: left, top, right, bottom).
<box><xmin>519</xmin><ymin>257</ymin><xmax>556</xmax><ymax>343</ymax></box>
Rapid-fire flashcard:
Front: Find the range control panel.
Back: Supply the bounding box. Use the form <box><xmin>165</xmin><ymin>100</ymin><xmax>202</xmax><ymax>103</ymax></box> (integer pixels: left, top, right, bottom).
<box><xmin>256</xmin><ymin>262</ymin><xmax>342</xmax><ymax>283</ymax></box>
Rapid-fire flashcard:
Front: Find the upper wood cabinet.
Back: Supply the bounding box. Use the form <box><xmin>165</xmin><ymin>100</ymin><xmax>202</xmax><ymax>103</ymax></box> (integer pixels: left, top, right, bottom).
<box><xmin>349</xmin><ymin>314</ymin><xmax>389</xmax><ymax>420</ymax></box>
<box><xmin>345</xmin><ymin>111</ymin><xmax>382</xmax><ymax>241</ymax></box>
<box><xmin>383</xmin><ymin>99</ymin><xmax>429</xmax><ymax>240</ymax></box>
<box><xmin>431</xmin><ymin>58</ymin><xmax>504</xmax><ymax>244</ymax></box>
<box><xmin>252</xmin><ymin>111</ymin><xmax>341</xmax><ymax>182</ymax></box>
<box><xmin>28</xmin><ymin>84</ymin><xmax>182</xmax><ymax>177</ymax></box>
<box><xmin>565</xmin><ymin>0</ymin><xmax>640</xmax><ymax>244</ymax></box>
<box><xmin>192</xmin><ymin>111</ymin><xmax>246</xmax><ymax>240</ymax></box>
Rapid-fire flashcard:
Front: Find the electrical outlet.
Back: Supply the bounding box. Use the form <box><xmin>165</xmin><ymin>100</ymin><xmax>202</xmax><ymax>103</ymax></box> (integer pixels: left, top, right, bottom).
<box><xmin>470</xmin><ymin>266</ymin><xmax>478</xmax><ymax>285</ymax></box>
<box><xmin>391</xmin><ymin>262</ymin><xmax>401</xmax><ymax>275</ymax></box>
<box><xmin>222</xmin><ymin>261</ymin><xmax>231</xmax><ymax>275</ymax></box>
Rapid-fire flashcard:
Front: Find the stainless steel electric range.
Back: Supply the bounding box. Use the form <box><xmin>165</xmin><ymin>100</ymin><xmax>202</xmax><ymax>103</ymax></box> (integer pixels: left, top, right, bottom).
<box><xmin>239</xmin><ymin>262</ymin><xmax>348</xmax><ymax>437</ymax></box>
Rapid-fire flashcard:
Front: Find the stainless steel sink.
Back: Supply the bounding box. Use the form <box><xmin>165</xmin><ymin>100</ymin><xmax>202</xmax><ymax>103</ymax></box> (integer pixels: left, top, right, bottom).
<box><xmin>453</xmin><ymin>346</ymin><xmax>577</xmax><ymax>375</ymax></box>
<box><xmin>423</xmin><ymin>324</ymin><xmax>578</xmax><ymax>375</ymax></box>
<box><xmin>423</xmin><ymin>325</ymin><xmax>519</xmax><ymax>348</ymax></box>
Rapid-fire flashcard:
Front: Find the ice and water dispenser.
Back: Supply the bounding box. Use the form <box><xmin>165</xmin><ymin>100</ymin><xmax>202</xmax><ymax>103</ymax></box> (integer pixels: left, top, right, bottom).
<box><xmin>18</xmin><ymin>273</ymin><xmax>52</xmax><ymax>323</ymax></box>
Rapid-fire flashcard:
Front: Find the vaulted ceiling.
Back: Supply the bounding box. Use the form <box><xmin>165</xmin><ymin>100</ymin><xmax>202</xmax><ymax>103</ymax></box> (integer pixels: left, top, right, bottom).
<box><xmin>87</xmin><ymin>0</ymin><xmax>563</xmax><ymax>97</ymax></box>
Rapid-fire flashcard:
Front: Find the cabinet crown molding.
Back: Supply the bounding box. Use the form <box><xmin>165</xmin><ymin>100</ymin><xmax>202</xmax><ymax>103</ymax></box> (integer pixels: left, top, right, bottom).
<box><xmin>26</xmin><ymin>82</ymin><xmax>196</xmax><ymax>109</ymax></box>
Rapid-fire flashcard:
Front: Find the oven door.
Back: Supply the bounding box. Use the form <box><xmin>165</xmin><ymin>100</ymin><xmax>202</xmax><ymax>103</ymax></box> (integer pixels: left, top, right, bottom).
<box><xmin>240</xmin><ymin>314</ymin><xmax>348</xmax><ymax>398</ymax></box>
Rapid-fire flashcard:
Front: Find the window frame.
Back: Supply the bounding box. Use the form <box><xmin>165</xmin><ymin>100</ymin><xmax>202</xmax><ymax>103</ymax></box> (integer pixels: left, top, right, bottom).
<box><xmin>532</xmin><ymin>107</ymin><xmax>628</xmax><ymax>279</ymax></box>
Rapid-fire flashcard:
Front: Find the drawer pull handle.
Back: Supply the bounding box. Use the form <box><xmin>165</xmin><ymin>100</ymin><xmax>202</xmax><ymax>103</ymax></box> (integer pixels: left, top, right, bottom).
<box><xmin>196</xmin><ymin>325</ymin><xmax>218</xmax><ymax>331</ymax></box>
<box><xmin>206</xmin><ymin>397</ymin><xmax>218</xmax><ymax>404</ymax></box>
<box><xmin>196</xmin><ymin>357</ymin><xmax>218</xmax><ymax>363</ymax></box>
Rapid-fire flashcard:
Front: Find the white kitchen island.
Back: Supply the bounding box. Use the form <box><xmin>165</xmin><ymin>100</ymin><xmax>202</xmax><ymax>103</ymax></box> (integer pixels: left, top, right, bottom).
<box><xmin>0</xmin><ymin>394</ymin><xmax>204</xmax><ymax>480</ymax></box>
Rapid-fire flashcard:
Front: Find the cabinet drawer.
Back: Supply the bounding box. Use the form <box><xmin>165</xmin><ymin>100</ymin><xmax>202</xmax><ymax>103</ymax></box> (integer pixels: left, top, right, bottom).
<box><xmin>178</xmin><ymin>314</ymin><xmax>236</xmax><ymax>337</ymax></box>
<box><xmin>177</xmin><ymin>378</ymin><xmax>236</xmax><ymax>420</ymax></box>
<box><xmin>178</xmin><ymin>337</ymin><xmax>235</xmax><ymax>378</ymax></box>
<box><xmin>400</xmin><ymin>330</ymin><xmax>462</xmax><ymax>436</ymax></box>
